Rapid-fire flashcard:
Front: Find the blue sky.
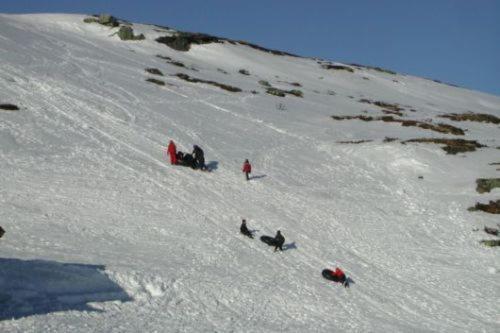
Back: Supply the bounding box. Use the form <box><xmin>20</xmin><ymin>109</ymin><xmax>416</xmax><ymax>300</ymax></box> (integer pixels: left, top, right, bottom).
<box><xmin>1</xmin><ymin>0</ymin><xmax>499</xmax><ymax>96</ymax></box>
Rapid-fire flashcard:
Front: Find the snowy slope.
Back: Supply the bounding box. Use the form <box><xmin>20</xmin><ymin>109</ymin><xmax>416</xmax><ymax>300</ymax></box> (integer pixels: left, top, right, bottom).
<box><xmin>0</xmin><ymin>13</ymin><xmax>499</xmax><ymax>332</ymax></box>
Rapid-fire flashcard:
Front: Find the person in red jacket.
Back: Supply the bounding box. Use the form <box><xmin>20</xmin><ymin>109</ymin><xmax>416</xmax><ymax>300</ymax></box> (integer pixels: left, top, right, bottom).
<box><xmin>330</xmin><ymin>267</ymin><xmax>349</xmax><ymax>287</ymax></box>
<box><xmin>167</xmin><ymin>140</ymin><xmax>177</xmax><ymax>165</ymax></box>
<box><xmin>242</xmin><ymin>159</ymin><xmax>251</xmax><ymax>181</ymax></box>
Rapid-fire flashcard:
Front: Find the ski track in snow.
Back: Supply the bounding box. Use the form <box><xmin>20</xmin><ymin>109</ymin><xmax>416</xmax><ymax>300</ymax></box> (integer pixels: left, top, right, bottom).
<box><xmin>0</xmin><ymin>13</ymin><xmax>499</xmax><ymax>333</ymax></box>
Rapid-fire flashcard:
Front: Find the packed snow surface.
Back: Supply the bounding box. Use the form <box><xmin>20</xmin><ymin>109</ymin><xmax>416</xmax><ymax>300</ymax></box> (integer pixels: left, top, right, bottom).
<box><xmin>1</xmin><ymin>14</ymin><xmax>499</xmax><ymax>332</ymax></box>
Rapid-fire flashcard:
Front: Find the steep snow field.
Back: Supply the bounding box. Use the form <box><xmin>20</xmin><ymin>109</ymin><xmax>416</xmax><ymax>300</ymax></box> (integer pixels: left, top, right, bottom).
<box><xmin>0</xmin><ymin>14</ymin><xmax>499</xmax><ymax>332</ymax></box>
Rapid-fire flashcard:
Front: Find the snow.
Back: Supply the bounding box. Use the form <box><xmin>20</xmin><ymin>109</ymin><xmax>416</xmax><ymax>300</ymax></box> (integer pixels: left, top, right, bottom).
<box><xmin>0</xmin><ymin>13</ymin><xmax>499</xmax><ymax>332</ymax></box>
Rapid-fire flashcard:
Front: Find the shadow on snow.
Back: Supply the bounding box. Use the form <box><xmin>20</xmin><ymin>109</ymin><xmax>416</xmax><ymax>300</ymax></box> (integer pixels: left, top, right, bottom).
<box><xmin>249</xmin><ymin>174</ymin><xmax>266</xmax><ymax>180</ymax></box>
<box><xmin>205</xmin><ymin>161</ymin><xmax>218</xmax><ymax>172</ymax></box>
<box><xmin>0</xmin><ymin>257</ymin><xmax>132</xmax><ymax>320</ymax></box>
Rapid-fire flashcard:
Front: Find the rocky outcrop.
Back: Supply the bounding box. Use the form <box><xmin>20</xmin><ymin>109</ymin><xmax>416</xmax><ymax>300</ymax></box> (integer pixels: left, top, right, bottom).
<box><xmin>83</xmin><ymin>14</ymin><xmax>119</xmax><ymax>27</ymax></box>
<box><xmin>118</xmin><ymin>26</ymin><xmax>145</xmax><ymax>41</ymax></box>
<box><xmin>0</xmin><ymin>104</ymin><xmax>19</xmax><ymax>111</ymax></box>
<box><xmin>476</xmin><ymin>179</ymin><xmax>500</xmax><ymax>193</ymax></box>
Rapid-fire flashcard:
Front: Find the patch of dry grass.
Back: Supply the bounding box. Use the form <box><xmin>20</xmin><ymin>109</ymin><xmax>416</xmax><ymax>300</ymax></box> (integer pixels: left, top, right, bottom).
<box><xmin>403</xmin><ymin>138</ymin><xmax>485</xmax><ymax>154</ymax></box>
<box><xmin>175</xmin><ymin>73</ymin><xmax>242</xmax><ymax>92</ymax></box>
<box><xmin>440</xmin><ymin>112</ymin><xmax>500</xmax><ymax>124</ymax></box>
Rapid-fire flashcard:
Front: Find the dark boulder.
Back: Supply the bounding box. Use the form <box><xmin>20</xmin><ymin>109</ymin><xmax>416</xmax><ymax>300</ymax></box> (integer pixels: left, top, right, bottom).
<box><xmin>118</xmin><ymin>26</ymin><xmax>145</xmax><ymax>41</ymax></box>
<box><xmin>156</xmin><ymin>32</ymin><xmax>222</xmax><ymax>51</ymax></box>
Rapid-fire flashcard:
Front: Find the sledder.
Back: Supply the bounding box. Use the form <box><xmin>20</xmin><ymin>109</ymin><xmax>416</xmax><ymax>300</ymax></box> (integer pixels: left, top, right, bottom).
<box><xmin>176</xmin><ymin>151</ymin><xmax>197</xmax><ymax>169</ymax></box>
<box><xmin>240</xmin><ymin>219</ymin><xmax>254</xmax><ymax>238</ymax></box>
<box><xmin>260</xmin><ymin>230</ymin><xmax>285</xmax><ymax>252</ymax></box>
<box><xmin>322</xmin><ymin>267</ymin><xmax>349</xmax><ymax>288</ymax></box>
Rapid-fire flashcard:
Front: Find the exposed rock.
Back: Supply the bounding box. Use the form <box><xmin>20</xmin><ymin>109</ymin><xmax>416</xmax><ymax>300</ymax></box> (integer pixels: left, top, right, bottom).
<box><xmin>469</xmin><ymin>200</ymin><xmax>500</xmax><ymax>214</ymax></box>
<box><xmin>484</xmin><ymin>227</ymin><xmax>499</xmax><ymax>236</ymax></box>
<box><xmin>175</xmin><ymin>73</ymin><xmax>242</xmax><ymax>92</ymax></box>
<box><xmin>266</xmin><ymin>88</ymin><xmax>286</xmax><ymax>97</ymax></box>
<box><xmin>83</xmin><ymin>17</ymin><xmax>98</xmax><ymax>24</ymax></box>
<box><xmin>332</xmin><ymin>115</ymin><xmax>373</xmax><ymax>121</ymax></box>
<box><xmin>338</xmin><ymin>140</ymin><xmax>373</xmax><ymax>144</ymax></box>
<box><xmin>403</xmin><ymin>138</ymin><xmax>485</xmax><ymax>154</ymax></box>
<box><xmin>331</xmin><ymin>115</ymin><xmax>465</xmax><ymax>135</ymax></box>
<box><xmin>236</xmin><ymin>40</ymin><xmax>299</xmax><ymax>57</ymax></box>
<box><xmin>321</xmin><ymin>64</ymin><xmax>354</xmax><ymax>73</ymax></box>
<box><xmin>84</xmin><ymin>14</ymin><xmax>119</xmax><ymax>27</ymax></box>
<box><xmin>0</xmin><ymin>104</ymin><xmax>19</xmax><ymax>111</ymax></box>
<box><xmin>156</xmin><ymin>32</ymin><xmax>222</xmax><ymax>51</ymax></box>
<box><xmin>288</xmin><ymin>89</ymin><xmax>303</xmax><ymax>97</ymax></box>
<box><xmin>480</xmin><ymin>239</ymin><xmax>500</xmax><ymax>247</ymax></box>
<box><xmin>350</xmin><ymin>63</ymin><xmax>397</xmax><ymax>75</ymax></box>
<box><xmin>381</xmin><ymin>109</ymin><xmax>404</xmax><ymax>117</ymax></box>
<box><xmin>359</xmin><ymin>99</ymin><xmax>404</xmax><ymax>112</ymax></box>
<box><xmin>118</xmin><ymin>26</ymin><xmax>145</xmax><ymax>41</ymax></box>
<box><xmin>439</xmin><ymin>112</ymin><xmax>500</xmax><ymax>124</ymax></box>
<box><xmin>168</xmin><ymin>60</ymin><xmax>186</xmax><ymax>68</ymax></box>
<box><xmin>476</xmin><ymin>179</ymin><xmax>500</xmax><ymax>193</ymax></box>
<box><xmin>258</xmin><ymin>80</ymin><xmax>271</xmax><ymax>87</ymax></box>
<box><xmin>146</xmin><ymin>78</ymin><xmax>165</xmax><ymax>86</ymax></box>
<box><xmin>239</xmin><ymin>69</ymin><xmax>250</xmax><ymax>75</ymax></box>
<box><xmin>266</xmin><ymin>87</ymin><xmax>303</xmax><ymax>98</ymax></box>
<box><xmin>99</xmin><ymin>14</ymin><xmax>119</xmax><ymax>27</ymax></box>
<box><xmin>145</xmin><ymin>68</ymin><xmax>163</xmax><ymax>76</ymax></box>
<box><xmin>156</xmin><ymin>55</ymin><xmax>172</xmax><ymax>60</ymax></box>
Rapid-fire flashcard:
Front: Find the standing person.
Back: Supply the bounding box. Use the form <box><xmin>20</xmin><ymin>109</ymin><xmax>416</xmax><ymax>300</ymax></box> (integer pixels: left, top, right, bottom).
<box><xmin>192</xmin><ymin>145</ymin><xmax>206</xmax><ymax>170</ymax></box>
<box><xmin>0</xmin><ymin>226</ymin><xmax>4</xmax><ymax>239</ymax></box>
<box><xmin>242</xmin><ymin>159</ymin><xmax>252</xmax><ymax>181</ymax></box>
<box><xmin>240</xmin><ymin>219</ymin><xmax>253</xmax><ymax>238</ymax></box>
<box><xmin>167</xmin><ymin>140</ymin><xmax>177</xmax><ymax>165</ymax></box>
<box><xmin>274</xmin><ymin>230</ymin><xmax>285</xmax><ymax>252</ymax></box>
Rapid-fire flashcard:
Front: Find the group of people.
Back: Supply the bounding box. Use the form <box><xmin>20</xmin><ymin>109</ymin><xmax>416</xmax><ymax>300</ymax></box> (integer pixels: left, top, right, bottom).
<box><xmin>240</xmin><ymin>219</ymin><xmax>285</xmax><ymax>251</ymax></box>
<box><xmin>241</xmin><ymin>219</ymin><xmax>348</xmax><ymax>287</ymax></box>
<box><xmin>167</xmin><ymin>140</ymin><xmax>206</xmax><ymax>171</ymax></box>
<box><xmin>165</xmin><ymin>139</ymin><xmax>348</xmax><ymax>287</ymax></box>
<box><xmin>166</xmin><ymin>140</ymin><xmax>254</xmax><ymax>180</ymax></box>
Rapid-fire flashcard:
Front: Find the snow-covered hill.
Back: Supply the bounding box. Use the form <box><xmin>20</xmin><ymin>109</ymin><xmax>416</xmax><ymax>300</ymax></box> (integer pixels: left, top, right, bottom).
<box><xmin>0</xmin><ymin>13</ymin><xmax>499</xmax><ymax>332</ymax></box>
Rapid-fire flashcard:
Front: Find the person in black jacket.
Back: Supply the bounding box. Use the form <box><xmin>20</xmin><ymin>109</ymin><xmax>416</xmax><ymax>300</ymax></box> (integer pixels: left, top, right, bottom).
<box><xmin>192</xmin><ymin>145</ymin><xmax>206</xmax><ymax>170</ymax></box>
<box><xmin>179</xmin><ymin>153</ymin><xmax>195</xmax><ymax>169</ymax></box>
<box><xmin>274</xmin><ymin>230</ymin><xmax>285</xmax><ymax>252</ymax></box>
<box><xmin>0</xmin><ymin>226</ymin><xmax>5</xmax><ymax>239</ymax></box>
<box><xmin>240</xmin><ymin>219</ymin><xmax>253</xmax><ymax>238</ymax></box>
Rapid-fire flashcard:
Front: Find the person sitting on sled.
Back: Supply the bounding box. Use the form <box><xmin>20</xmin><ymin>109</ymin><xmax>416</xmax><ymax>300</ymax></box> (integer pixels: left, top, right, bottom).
<box><xmin>330</xmin><ymin>267</ymin><xmax>349</xmax><ymax>287</ymax></box>
<box><xmin>240</xmin><ymin>219</ymin><xmax>253</xmax><ymax>238</ymax></box>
